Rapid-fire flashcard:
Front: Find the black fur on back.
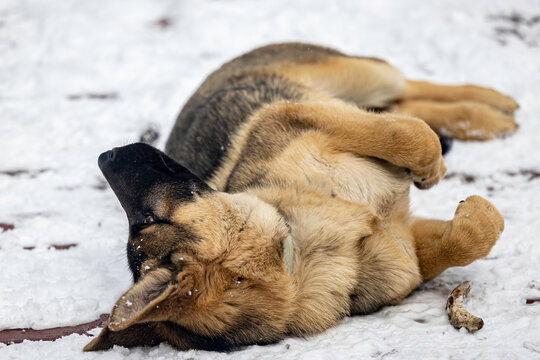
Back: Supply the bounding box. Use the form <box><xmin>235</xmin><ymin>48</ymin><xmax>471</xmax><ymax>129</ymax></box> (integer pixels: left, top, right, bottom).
<box><xmin>165</xmin><ymin>74</ymin><xmax>303</xmax><ymax>181</ymax></box>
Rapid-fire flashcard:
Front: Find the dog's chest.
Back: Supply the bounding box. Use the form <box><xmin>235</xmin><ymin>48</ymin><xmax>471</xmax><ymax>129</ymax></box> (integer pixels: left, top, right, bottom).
<box><xmin>271</xmin><ymin>139</ymin><xmax>411</xmax><ymax>218</ymax></box>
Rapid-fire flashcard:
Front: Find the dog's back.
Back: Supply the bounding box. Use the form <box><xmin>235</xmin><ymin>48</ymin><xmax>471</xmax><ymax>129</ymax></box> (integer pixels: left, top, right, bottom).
<box><xmin>165</xmin><ymin>43</ymin><xmax>387</xmax><ymax>188</ymax></box>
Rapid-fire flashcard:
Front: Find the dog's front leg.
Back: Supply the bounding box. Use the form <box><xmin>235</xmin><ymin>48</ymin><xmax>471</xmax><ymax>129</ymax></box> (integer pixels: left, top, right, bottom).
<box><xmin>260</xmin><ymin>102</ymin><xmax>446</xmax><ymax>189</ymax></box>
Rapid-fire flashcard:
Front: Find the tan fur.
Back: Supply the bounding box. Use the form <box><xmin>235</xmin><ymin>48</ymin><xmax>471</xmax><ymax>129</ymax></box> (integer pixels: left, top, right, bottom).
<box><xmin>412</xmin><ymin>195</ymin><xmax>504</xmax><ymax>280</ymax></box>
<box><xmin>401</xmin><ymin>80</ymin><xmax>519</xmax><ymax>113</ymax></box>
<box><xmin>392</xmin><ymin>100</ymin><xmax>517</xmax><ymax>140</ymax></box>
<box><xmin>277</xmin><ymin>56</ymin><xmax>406</xmax><ymax>107</ymax></box>
<box><xmin>85</xmin><ymin>43</ymin><xmax>517</xmax><ymax>352</ymax></box>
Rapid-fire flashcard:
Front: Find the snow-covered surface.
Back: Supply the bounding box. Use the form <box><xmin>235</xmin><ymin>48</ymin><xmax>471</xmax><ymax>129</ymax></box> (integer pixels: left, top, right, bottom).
<box><xmin>1</xmin><ymin>0</ymin><xmax>540</xmax><ymax>358</ymax></box>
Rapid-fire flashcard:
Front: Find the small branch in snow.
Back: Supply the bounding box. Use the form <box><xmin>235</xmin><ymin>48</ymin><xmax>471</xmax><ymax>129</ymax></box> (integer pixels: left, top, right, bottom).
<box><xmin>446</xmin><ymin>281</ymin><xmax>484</xmax><ymax>333</ymax></box>
<box><xmin>0</xmin><ymin>314</ymin><xmax>109</xmax><ymax>345</ymax></box>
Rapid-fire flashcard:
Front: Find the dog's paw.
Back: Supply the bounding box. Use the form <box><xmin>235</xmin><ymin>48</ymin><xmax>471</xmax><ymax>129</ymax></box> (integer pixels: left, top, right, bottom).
<box><xmin>377</xmin><ymin>114</ymin><xmax>446</xmax><ymax>189</ymax></box>
<box><xmin>440</xmin><ymin>102</ymin><xmax>518</xmax><ymax>141</ymax></box>
<box><xmin>461</xmin><ymin>85</ymin><xmax>519</xmax><ymax>114</ymax></box>
<box><xmin>448</xmin><ymin>196</ymin><xmax>504</xmax><ymax>266</ymax></box>
<box><xmin>403</xmin><ymin>119</ymin><xmax>447</xmax><ymax>189</ymax></box>
<box><xmin>411</xmin><ymin>154</ymin><xmax>447</xmax><ymax>190</ymax></box>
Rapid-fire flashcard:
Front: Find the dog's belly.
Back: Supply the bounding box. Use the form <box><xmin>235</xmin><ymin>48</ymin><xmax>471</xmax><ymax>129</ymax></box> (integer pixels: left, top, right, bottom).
<box><xmin>269</xmin><ymin>134</ymin><xmax>412</xmax><ymax>220</ymax></box>
<box><xmin>330</xmin><ymin>154</ymin><xmax>419</xmax><ymax>276</ymax></box>
<box><xmin>329</xmin><ymin>154</ymin><xmax>411</xmax><ymax>218</ymax></box>
<box><xmin>268</xmin><ymin>138</ymin><xmax>418</xmax><ymax>260</ymax></box>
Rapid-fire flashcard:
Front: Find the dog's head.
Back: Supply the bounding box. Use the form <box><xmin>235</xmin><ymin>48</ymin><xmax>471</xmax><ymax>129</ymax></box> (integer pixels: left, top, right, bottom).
<box><xmin>85</xmin><ymin>143</ymin><xmax>293</xmax><ymax>351</ymax></box>
<box><xmin>97</xmin><ymin>143</ymin><xmax>215</xmax><ymax>283</ymax></box>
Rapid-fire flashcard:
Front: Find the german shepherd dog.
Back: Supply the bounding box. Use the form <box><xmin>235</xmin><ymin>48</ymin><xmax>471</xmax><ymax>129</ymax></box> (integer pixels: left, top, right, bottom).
<box><xmin>85</xmin><ymin>43</ymin><xmax>517</xmax><ymax>351</ymax></box>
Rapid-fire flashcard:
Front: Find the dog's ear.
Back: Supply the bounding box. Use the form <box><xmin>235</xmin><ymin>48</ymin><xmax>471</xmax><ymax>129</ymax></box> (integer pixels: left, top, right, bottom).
<box><xmin>105</xmin><ymin>268</ymin><xmax>178</xmax><ymax>332</ymax></box>
<box><xmin>104</xmin><ymin>267</ymin><xmax>200</xmax><ymax>333</ymax></box>
<box><xmin>222</xmin><ymin>234</ymin><xmax>284</xmax><ymax>281</ymax></box>
<box><xmin>84</xmin><ymin>267</ymin><xmax>201</xmax><ymax>351</ymax></box>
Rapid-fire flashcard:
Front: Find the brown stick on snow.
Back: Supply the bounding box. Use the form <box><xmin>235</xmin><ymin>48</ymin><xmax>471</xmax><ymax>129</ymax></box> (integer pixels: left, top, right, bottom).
<box><xmin>0</xmin><ymin>314</ymin><xmax>109</xmax><ymax>345</ymax></box>
<box><xmin>446</xmin><ymin>281</ymin><xmax>484</xmax><ymax>332</ymax></box>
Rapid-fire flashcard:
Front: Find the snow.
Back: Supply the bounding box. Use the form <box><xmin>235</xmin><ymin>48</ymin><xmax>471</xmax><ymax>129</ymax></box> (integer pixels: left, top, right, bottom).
<box><xmin>1</xmin><ymin>0</ymin><xmax>540</xmax><ymax>358</ymax></box>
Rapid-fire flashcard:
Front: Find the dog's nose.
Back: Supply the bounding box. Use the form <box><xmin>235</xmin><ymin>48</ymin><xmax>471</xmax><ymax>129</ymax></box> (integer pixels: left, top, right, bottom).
<box><xmin>98</xmin><ymin>148</ymin><xmax>117</xmax><ymax>168</ymax></box>
<box><xmin>110</xmin><ymin>148</ymin><xmax>117</xmax><ymax>161</ymax></box>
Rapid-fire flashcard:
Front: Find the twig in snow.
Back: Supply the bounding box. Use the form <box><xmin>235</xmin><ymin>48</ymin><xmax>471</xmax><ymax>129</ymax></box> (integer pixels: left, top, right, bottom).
<box><xmin>446</xmin><ymin>281</ymin><xmax>484</xmax><ymax>332</ymax></box>
<box><xmin>0</xmin><ymin>314</ymin><xmax>109</xmax><ymax>345</ymax></box>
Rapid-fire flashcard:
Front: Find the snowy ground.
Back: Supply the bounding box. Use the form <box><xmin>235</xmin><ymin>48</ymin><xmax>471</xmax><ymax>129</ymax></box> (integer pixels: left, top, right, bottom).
<box><xmin>1</xmin><ymin>0</ymin><xmax>540</xmax><ymax>359</ymax></box>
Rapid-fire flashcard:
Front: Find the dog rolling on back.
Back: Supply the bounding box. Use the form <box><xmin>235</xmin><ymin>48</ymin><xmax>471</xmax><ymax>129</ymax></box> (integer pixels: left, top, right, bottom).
<box><xmin>85</xmin><ymin>43</ymin><xmax>517</xmax><ymax>351</ymax></box>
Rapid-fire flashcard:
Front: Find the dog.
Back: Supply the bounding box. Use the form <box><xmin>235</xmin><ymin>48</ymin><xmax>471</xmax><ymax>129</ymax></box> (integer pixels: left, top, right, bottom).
<box><xmin>84</xmin><ymin>43</ymin><xmax>517</xmax><ymax>351</ymax></box>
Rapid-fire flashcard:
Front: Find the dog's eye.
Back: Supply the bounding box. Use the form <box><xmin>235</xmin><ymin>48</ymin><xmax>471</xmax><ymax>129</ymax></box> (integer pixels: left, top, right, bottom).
<box><xmin>143</xmin><ymin>215</ymin><xmax>155</xmax><ymax>225</ymax></box>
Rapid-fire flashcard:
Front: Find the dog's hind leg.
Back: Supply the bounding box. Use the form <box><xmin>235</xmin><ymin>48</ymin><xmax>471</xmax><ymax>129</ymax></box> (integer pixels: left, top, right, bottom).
<box><xmin>390</xmin><ymin>80</ymin><xmax>518</xmax><ymax>140</ymax></box>
<box><xmin>266</xmin><ymin>46</ymin><xmax>518</xmax><ymax>140</ymax></box>
<box><xmin>399</xmin><ymin>81</ymin><xmax>518</xmax><ymax>114</ymax></box>
<box><xmin>391</xmin><ymin>100</ymin><xmax>517</xmax><ymax>140</ymax></box>
<box><xmin>276</xmin><ymin>56</ymin><xmax>407</xmax><ymax>107</ymax></box>
<box><xmin>410</xmin><ymin>195</ymin><xmax>504</xmax><ymax>281</ymax></box>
